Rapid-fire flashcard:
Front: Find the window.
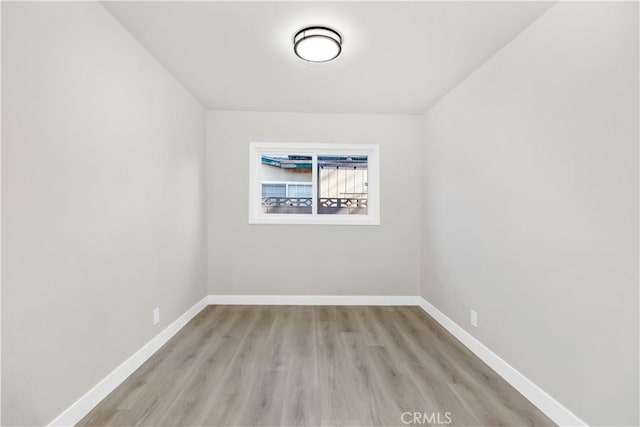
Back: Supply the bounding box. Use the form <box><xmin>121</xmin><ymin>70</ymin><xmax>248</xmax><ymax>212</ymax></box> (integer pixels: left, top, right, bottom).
<box><xmin>249</xmin><ymin>143</ymin><xmax>380</xmax><ymax>225</ymax></box>
<box><xmin>261</xmin><ymin>183</ymin><xmax>286</xmax><ymax>198</ymax></box>
<box><xmin>287</xmin><ymin>183</ymin><xmax>312</xmax><ymax>198</ymax></box>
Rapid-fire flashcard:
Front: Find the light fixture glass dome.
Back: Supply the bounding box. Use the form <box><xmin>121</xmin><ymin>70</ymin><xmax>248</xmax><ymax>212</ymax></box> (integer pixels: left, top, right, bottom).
<box><xmin>294</xmin><ymin>26</ymin><xmax>342</xmax><ymax>63</ymax></box>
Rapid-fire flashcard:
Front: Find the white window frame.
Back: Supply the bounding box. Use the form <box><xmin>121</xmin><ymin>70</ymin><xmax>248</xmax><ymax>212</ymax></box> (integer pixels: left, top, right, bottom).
<box><xmin>249</xmin><ymin>142</ymin><xmax>380</xmax><ymax>225</ymax></box>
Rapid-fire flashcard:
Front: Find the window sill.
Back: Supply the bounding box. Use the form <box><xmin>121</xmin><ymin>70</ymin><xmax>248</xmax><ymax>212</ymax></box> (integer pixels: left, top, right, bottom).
<box><xmin>249</xmin><ymin>215</ymin><xmax>380</xmax><ymax>226</ymax></box>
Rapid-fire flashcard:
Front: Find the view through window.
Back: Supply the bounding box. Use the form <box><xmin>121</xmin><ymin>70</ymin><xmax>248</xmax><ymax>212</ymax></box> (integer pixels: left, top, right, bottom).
<box><xmin>318</xmin><ymin>155</ymin><xmax>368</xmax><ymax>215</ymax></box>
<box><xmin>260</xmin><ymin>154</ymin><xmax>313</xmax><ymax>214</ymax></box>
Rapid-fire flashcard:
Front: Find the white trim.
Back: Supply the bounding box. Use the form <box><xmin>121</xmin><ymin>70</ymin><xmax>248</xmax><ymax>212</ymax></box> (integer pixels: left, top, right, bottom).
<box><xmin>311</xmin><ymin>152</ymin><xmax>318</xmax><ymax>215</ymax></box>
<box><xmin>248</xmin><ymin>142</ymin><xmax>380</xmax><ymax>225</ymax></box>
<box><xmin>46</xmin><ymin>294</ymin><xmax>588</xmax><ymax>427</ymax></box>
<box><xmin>416</xmin><ymin>297</ymin><xmax>588</xmax><ymax>427</ymax></box>
<box><xmin>207</xmin><ymin>294</ymin><xmax>418</xmax><ymax>306</ymax></box>
<box><xmin>47</xmin><ymin>296</ymin><xmax>208</xmax><ymax>427</ymax></box>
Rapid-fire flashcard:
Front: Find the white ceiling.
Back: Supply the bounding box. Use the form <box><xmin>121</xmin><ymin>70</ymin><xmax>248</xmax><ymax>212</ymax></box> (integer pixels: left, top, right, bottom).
<box><xmin>103</xmin><ymin>1</ymin><xmax>552</xmax><ymax>114</ymax></box>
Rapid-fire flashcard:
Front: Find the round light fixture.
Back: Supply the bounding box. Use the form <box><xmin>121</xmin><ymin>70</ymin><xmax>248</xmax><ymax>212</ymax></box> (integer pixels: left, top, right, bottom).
<box><xmin>293</xmin><ymin>26</ymin><xmax>342</xmax><ymax>63</ymax></box>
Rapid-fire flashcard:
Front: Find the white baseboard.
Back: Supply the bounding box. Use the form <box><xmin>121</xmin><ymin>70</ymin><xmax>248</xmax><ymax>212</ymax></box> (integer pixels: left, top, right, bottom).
<box><xmin>417</xmin><ymin>297</ymin><xmax>587</xmax><ymax>427</ymax></box>
<box><xmin>207</xmin><ymin>294</ymin><xmax>419</xmax><ymax>306</ymax></box>
<box><xmin>46</xmin><ymin>294</ymin><xmax>586</xmax><ymax>427</ymax></box>
<box><xmin>47</xmin><ymin>296</ymin><xmax>208</xmax><ymax>427</ymax></box>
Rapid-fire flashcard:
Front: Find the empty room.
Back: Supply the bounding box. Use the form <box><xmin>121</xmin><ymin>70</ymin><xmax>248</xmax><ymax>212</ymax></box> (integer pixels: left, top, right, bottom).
<box><xmin>2</xmin><ymin>1</ymin><xmax>638</xmax><ymax>426</ymax></box>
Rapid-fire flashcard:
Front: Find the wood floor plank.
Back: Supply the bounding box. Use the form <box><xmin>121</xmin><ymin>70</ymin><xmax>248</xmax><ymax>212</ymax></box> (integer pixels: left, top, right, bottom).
<box><xmin>78</xmin><ymin>305</ymin><xmax>555</xmax><ymax>427</ymax></box>
<box><xmin>279</xmin><ymin>306</ymin><xmax>320</xmax><ymax>427</ymax></box>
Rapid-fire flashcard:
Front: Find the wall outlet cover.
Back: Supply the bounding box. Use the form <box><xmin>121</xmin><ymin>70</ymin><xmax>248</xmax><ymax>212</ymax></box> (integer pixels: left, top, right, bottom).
<box><xmin>470</xmin><ymin>310</ymin><xmax>478</xmax><ymax>327</ymax></box>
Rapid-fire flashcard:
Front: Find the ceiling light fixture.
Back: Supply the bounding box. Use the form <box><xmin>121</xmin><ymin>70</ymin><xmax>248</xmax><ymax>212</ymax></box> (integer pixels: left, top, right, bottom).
<box><xmin>293</xmin><ymin>26</ymin><xmax>342</xmax><ymax>63</ymax></box>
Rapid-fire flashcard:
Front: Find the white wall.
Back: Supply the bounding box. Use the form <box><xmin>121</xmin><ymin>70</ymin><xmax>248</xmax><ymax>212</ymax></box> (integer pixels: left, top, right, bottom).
<box><xmin>207</xmin><ymin>111</ymin><xmax>421</xmax><ymax>296</ymax></box>
<box><xmin>421</xmin><ymin>2</ymin><xmax>638</xmax><ymax>425</ymax></box>
<box><xmin>2</xmin><ymin>3</ymin><xmax>207</xmax><ymax>425</ymax></box>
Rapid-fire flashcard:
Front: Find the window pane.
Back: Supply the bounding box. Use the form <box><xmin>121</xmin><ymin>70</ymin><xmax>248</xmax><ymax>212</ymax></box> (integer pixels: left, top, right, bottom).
<box><xmin>261</xmin><ymin>154</ymin><xmax>312</xmax><ymax>214</ymax></box>
<box><xmin>318</xmin><ymin>155</ymin><xmax>368</xmax><ymax>215</ymax></box>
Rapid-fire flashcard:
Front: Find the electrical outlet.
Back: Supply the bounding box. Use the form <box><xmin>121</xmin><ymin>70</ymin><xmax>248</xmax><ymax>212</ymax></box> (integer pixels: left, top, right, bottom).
<box><xmin>470</xmin><ymin>310</ymin><xmax>478</xmax><ymax>327</ymax></box>
<box><xmin>153</xmin><ymin>308</ymin><xmax>160</xmax><ymax>325</ymax></box>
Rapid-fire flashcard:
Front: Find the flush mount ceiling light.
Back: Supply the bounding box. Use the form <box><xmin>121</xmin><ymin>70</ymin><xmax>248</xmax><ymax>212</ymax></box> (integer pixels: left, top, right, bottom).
<box><xmin>293</xmin><ymin>26</ymin><xmax>342</xmax><ymax>63</ymax></box>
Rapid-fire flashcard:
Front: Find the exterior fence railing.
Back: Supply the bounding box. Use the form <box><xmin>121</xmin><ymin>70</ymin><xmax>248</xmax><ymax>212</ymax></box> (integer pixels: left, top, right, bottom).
<box><xmin>261</xmin><ymin>197</ymin><xmax>368</xmax><ymax>215</ymax></box>
<box><xmin>261</xmin><ymin>197</ymin><xmax>313</xmax><ymax>214</ymax></box>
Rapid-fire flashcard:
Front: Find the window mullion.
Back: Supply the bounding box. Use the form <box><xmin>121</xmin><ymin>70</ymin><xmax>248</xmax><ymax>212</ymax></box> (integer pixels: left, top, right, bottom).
<box><xmin>312</xmin><ymin>153</ymin><xmax>318</xmax><ymax>216</ymax></box>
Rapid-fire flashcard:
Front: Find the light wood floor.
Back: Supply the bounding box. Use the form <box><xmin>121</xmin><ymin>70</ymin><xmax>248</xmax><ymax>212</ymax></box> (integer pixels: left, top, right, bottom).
<box><xmin>79</xmin><ymin>306</ymin><xmax>554</xmax><ymax>426</ymax></box>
